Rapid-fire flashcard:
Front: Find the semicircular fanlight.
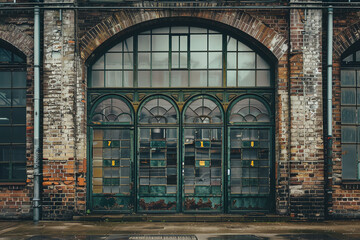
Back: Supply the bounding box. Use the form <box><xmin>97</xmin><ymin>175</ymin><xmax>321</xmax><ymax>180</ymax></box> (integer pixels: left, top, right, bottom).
<box><xmin>139</xmin><ymin>97</ymin><xmax>178</xmax><ymax>124</ymax></box>
<box><xmin>229</xmin><ymin>98</ymin><xmax>270</xmax><ymax>123</ymax></box>
<box><xmin>91</xmin><ymin>97</ymin><xmax>133</xmax><ymax>124</ymax></box>
<box><xmin>184</xmin><ymin>97</ymin><xmax>222</xmax><ymax>124</ymax></box>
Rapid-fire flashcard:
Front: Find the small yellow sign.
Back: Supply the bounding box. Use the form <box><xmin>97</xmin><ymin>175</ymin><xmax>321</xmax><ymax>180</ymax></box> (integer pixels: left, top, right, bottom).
<box><xmin>200</xmin><ymin>141</ymin><xmax>204</xmax><ymax>148</ymax></box>
<box><xmin>108</xmin><ymin>141</ymin><xmax>112</xmax><ymax>147</ymax></box>
<box><xmin>251</xmin><ymin>141</ymin><xmax>254</xmax><ymax>147</ymax></box>
<box><xmin>112</xmin><ymin>160</ymin><xmax>115</xmax><ymax>166</ymax></box>
<box><xmin>200</xmin><ymin>161</ymin><xmax>205</xmax><ymax>166</ymax></box>
<box><xmin>251</xmin><ymin>160</ymin><xmax>254</xmax><ymax>167</ymax></box>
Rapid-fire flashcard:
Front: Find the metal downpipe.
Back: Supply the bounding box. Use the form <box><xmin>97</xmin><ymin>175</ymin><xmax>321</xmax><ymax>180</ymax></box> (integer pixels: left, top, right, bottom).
<box><xmin>33</xmin><ymin>4</ymin><xmax>41</xmax><ymax>222</ymax></box>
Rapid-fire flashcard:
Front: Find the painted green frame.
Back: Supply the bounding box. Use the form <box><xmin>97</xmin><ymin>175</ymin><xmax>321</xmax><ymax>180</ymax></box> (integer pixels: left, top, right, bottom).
<box><xmin>226</xmin><ymin>95</ymin><xmax>275</xmax><ymax>213</ymax></box>
<box><xmin>136</xmin><ymin>94</ymin><xmax>181</xmax><ymax>213</ymax></box>
<box><xmin>87</xmin><ymin>95</ymin><xmax>135</xmax><ymax>213</ymax></box>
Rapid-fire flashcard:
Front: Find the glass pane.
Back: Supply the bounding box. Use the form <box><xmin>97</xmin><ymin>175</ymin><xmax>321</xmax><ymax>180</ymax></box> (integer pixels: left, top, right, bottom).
<box><xmin>342</xmin><ymin>126</ymin><xmax>356</xmax><ymax>143</ymax></box>
<box><xmin>227</xmin><ymin>71</ymin><xmax>237</xmax><ymax>87</ymax></box>
<box><xmin>190</xmin><ymin>27</ymin><xmax>207</xmax><ymax>33</ymax></box>
<box><xmin>138</xmin><ymin>53</ymin><xmax>151</xmax><ymax>69</ymax></box>
<box><xmin>190</xmin><ymin>35</ymin><xmax>207</xmax><ymax>51</ymax></box>
<box><xmin>13</xmin><ymin>72</ymin><xmax>27</xmax><ymax>88</ymax></box>
<box><xmin>238</xmin><ymin>71</ymin><xmax>255</xmax><ymax>87</ymax></box>
<box><xmin>0</xmin><ymin>72</ymin><xmax>11</xmax><ymax>87</ymax></box>
<box><xmin>138</xmin><ymin>71</ymin><xmax>151</xmax><ymax>87</ymax></box>
<box><xmin>171</xmin><ymin>70</ymin><xmax>188</xmax><ymax>87</ymax></box>
<box><xmin>172</xmin><ymin>36</ymin><xmax>179</xmax><ymax>51</ymax></box>
<box><xmin>12</xmin><ymin>145</ymin><xmax>26</xmax><ymax>162</ymax></box>
<box><xmin>209</xmin><ymin>34</ymin><xmax>222</xmax><ymax>51</ymax></box>
<box><xmin>152</xmin><ymin>71</ymin><xmax>169</xmax><ymax>87</ymax></box>
<box><xmin>209</xmin><ymin>52</ymin><xmax>222</xmax><ymax>69</ymax></box>
<box><xmin>342</xmin><ymin>144</ymin><xmax>357</xmax><ymax>180</ymax></box>
<box><xmin>91</xmin><ymin>71</ymin><xmax>104</xmax><ymax>87</ymax></box>
<box><xmin>124</xmin><ymin>37</ymin><xmax>133</xmax><ymax>52</ymax></box>
<box><xmin>343</xmin><ymin>54</ymin><xmax>353</xmax><ymax>63</ymax></box>
<box><xmin>238</xmin><ymin>53</ymin><xmax>255</xmax><ymax>69</ymax></box>
<box><xmin>257</xmin><ymin>55</ymin><xmax>270</xmax><ymax>69</ymax></box>
<box><xmin>0</xmin><ymin>89</ymin><xmax>11</xmax><ymax>106</ymax></box>
<box><xmin>341</xmin><ymin>107</ymin><xmax>356</xmax><ymax>124</ymax></box>
<box><xmin>92</xmin><ymin>56</ymin><xmax>104</xmax><ymax>70</ymax></box>
<box><xmin>106</xmin><ymin>53</ymin><xmax>122</xmax><ymax>69</ymax></box>
<box><xmin>13</xmin><ymin>53</ymin><xmax>25</xmax><ymax>63</ymax></box>
<box><xmin>356</xmin><ymin>51</ymin><xmax>360</xmax><ymax>62</ymax></box>
<box><xmin>12</xmin><ymin>163</ymin><xmax>26</xmax><ymax>179</ymax></box>
<box><xmin>238</xmin><ymin>42</ymin><xmax>252</xmax><ymax>51</ymax></box>
<box><xmin>342</xmin><ymin>88</ymin><xmax>356</xmax><ymax>105</ymax></box>
<box><xmin>106</xmin><ymin>71</ymin><xmax>122</xmax><ymax>87</ymax></box>
<box><xmin>257</xmin><ymin>70</ymin><xmax>271</xmax><ymax>87</ymax></box>
<box><xmin>13</xmin><ymin>126</ymin><xmax>26</xmax><ymax>143</ymax></box>
<box><xmin>208</xmin><ymin>71</ymin><xmax>222</xmax><ymax>87</ymax></box>
<box><xmin>341</xmin><ymin>70</ymin><xmax>356</xmax><ymax>86</ymax></box>
<box><xmin>0</xmin><ymin>126</ymin><xmax>12</xmax><ymax>142</ymax></box>
<box><xmin>0</xmin><ymin>108</ymin><xmax>11</xmax><ymax>124</ymax></box>
<box><xmin>152</xmin><ymin>35</ymin><xmax>169</xmax><ymax>51</ymax></box>
<box><xmin>12</xmin><ymin>89</ymin><xmax>26</xmax><ymax>106</ymax></box>
<box><xmin>138</xmin><ymin>35</ymin><xmax>151</xmax><ymax>51</ymax></box>
<box><xmin>227</xmin><ymin>52</ymin><xmax>236</xmax><ymax>69</ymax></box>
<box><xmin>0</xmin><ymin>146</ymin><xmax>11</xmax><ymax>162</ymax></box>
<box><xmin>123</xmin><ymin>71</ymin><xmax>133</xmax><ymax>87</ymax></box>
<box><xmin>172</xmin><ymin>53</ymin><xmax>179</xmax><ymax>68</ymax></box>
<box><xmin>12</xmin><ymin>108</ymin><xmax>26</xmax><ymax>124</ymax></box>
<box><xmin>190</xmin><ymin>53</ymin><xmax>207</xmax><ymax>69</ymax></box>
<box><xmin>171</xmin><ymin>26</ymin><xmax>189</xmax><ymax>34</ymax></box>
<box><xmin>227</xmin><ymin>37</ymin><xmax>237</xmax><ymax>51</ymax></box>
<box><xmin>123</xmin><ymin>52</ymin><xmax>133</xmax><ymax>69</ymax></box>
<box><xmin>109</xmin><ymin>42</ymin><xmax>122</xmax><ymax>52</ymax></box>
<box><xmin>0</xmin><ymin>163</ymin><xmax>9</xmax><ymax>179</ymax></box>
<box><xmin>190</xmin><ymin>71</ymin><xmax>207</xmax><ymax>87</ymax></box>
<box><xmin>152</xmin><ymin>53</ymin><xmax>169</xmax><ymax>69</ymax></box>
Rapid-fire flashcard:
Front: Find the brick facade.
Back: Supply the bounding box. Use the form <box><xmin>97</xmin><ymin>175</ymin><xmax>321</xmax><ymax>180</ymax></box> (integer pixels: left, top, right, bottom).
<box><xmin>0</xmin><ymin>1</ymin><xmax>359</xmax><ymax>220</ymax></box>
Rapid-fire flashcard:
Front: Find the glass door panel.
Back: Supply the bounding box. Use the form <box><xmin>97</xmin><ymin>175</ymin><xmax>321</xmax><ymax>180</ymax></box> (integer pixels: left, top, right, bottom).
<box><xmin>138</xmin><ymin>127</ymin><xmax>178</xmax><ymax>211</ymax></box>
<box><xmin>183</xmin><ymin>128</ymin><xmax>223</xmax><ymax>212</ymax></box>
<box><xmin>91</xmin><ymin>128</ymin><xmax>133</xmax><ymax>212</ymax></box>
<box><xmin>229</xmin><ymin>128</ymin><xmax>271</xmax><ymax>212</ymax></box>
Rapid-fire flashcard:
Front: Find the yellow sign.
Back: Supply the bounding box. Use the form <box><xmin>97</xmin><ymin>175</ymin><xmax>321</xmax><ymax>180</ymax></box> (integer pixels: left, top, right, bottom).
<box><xmin>108</xmin><ymin>141</ymin><xmax>112</xmax><ymax>146</ymax></box>
<box><xmin>200</xmin><ymin>141</ymin><xmax>204</xmax><ymax>148</ymax></box>
<box><xmin>251</xmin><ymin>160</ymin><xmax>254</xmax><ymax>167</ymax></box>
<box><xmin>200</xmin><ymin>161</ymin><xmax>205</xmax><ymax>166</ymax></box>
<box><xmin>112</xmin><ymin>160</ymin><xmax>115</xmax><ymax>166</ymax></box>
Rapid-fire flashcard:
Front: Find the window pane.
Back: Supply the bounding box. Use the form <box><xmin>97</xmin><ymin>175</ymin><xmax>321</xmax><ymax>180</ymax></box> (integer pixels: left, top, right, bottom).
<box><xmin>13</xmin><ymin>72</ymin><xmax>26</xmax><ymax>88</ymax></box>
<box><xmin>238</xmin><ymin>42</ymin><xmax>252</xmax><ymax>51</ymax></box>
<box><xmin>341</xmin><ymin>107</ymin><xmax>356</xmax><ymax>124</ymax></box>
<box><xmin>0</xmin><ymin>72</ymin><xmax>11</xmax><ymax>87</ymax></box>
<box><xmin>152</xmin><ymin>53</ymin><xmax>169</xmax><ymax>69</ymax></box>
<box><xmin>12</xmin><ymin>163</ymin><xmax>26</xmax><ymax>179</ymax></box>
<box><xmin>0</xmin><ymin>146</ymin><xmax>11</xmax><ymax>162</ymax></box>
<box><xmin>227</xmin><ymin>71</ymin><xmax>237</xmax><ymax>87</ymax></box>
<box><xmin>342</xmin><ymin>144</ymin><xmax>357</xmax><ymax>180</ymax></box>
<box><xmin>209</xmin><ymin>52</ymin><xmax>222</xmax><ymax>69</ymax></box>
<box><xmin>190</xmin><ymin>27</ymin><xmax>207</xmax><ymax>33</ymax></box>
<box><xmin>152</xmin><ymin>71</ymin><xmax>169</xmax><ymax>87</ymax></box>
<box><xmin>13</xmin><ymin>126</ymin><xmax>26</xmax><ymax>143</ymax></box>
<box><xmin>0</xmin><ymin>163</ymin><xmax>9</xmax><ymax>179</ymax></box>
<box><xmin>190</xmin><ymin>53</ymin><xmax>207</xmax><ymax>69</ymax></box>
<box><xmin>0</xmin><ymin>126</ymin><xmax>11</xmax><ymax>143</ymax></box>
<box><xmin>124</xmin><ymin>37</ymin><xmax>133</xmax><ymax>52</ymax></box>
<box><xmin>0</xmin><ymin>48</ymin><xmax>12</xmax><ymax>62</ymax></box>
<box><xmin>257</xmin><ymin>55</ymin><xmax>270</xmax><ymax>69</ymax></box>
<box><xmin>106</xmin><ymin>53</ymin><xmax>122</xmax><ymax>69</ymax></box>
<box><xmin>227</xmin><ymin>37</ymin><xmax>237</xmax><ymax>51</ymax></box>
<box><xmin>342</xmin><ymin>126</ymin><xmax>356</xmax><ymax>143</ymax></box>
<box><xmin>12</xmin><ymin>108</ymin><xmax>26</xmax><ymax>124</ymax></box>
<box><xmin>138</xmin><ymin>35</ymin><xmax>151</xmax><ymax>51</ymax></box>
<box><xmin>341</xmin><ymin>70</ymin><xmax>356</xmax><ymax>86</ymax></box>
<box><xmin>0</xmin><ymin>89</ymin><xmax>11</xmax><ymax>106</ymax></box>
<box><xmin>190</xmin><ymin>35</ymin><xmax>207</xmax><ymax>51</ymax></box>
<box><xmin>138</xmin><ymin>71</ymin><xmax>151</xmax><ymax>87</ymax></box>
<box><xmin>106</xmin><ymin>71</ymin><xmax>122</xmax><ymax>87</ymax></box>
<box><xmin>257</xmin><ymin>70</ymin><xmax>271</xmax><ymax>87</ymax></box>
<box><xmin>208</xmin><ymin>71</ymin><xmax>222</xmax><ymax>87</ymax></box>
<box><xmin>171</xmin><ymin>70</ymin><xmax>188</xmax><ymax>87</ymax></box>
<box><xmin>190</xmin><ymin>71</ymin><xmax>207</xmax><ymax>87</ymax></box>
<box><xmin>342</xmin><ymin>88</ymin><xmax>356</xmax><ymax>105</ymax></box>
<box><xmin>209</xmin><ymin>34</ymin><xmax>222</xmax><ymax>51</ymax></box>
<box><xmin>171</xmin><ymin>26</ymin><xmax>189</xmax><ymax>34</ymax></box>
<box><xmin>123</xmin><ymin>52</ymin><xmax>133</xmax><ymax>69</ymax></box>
<box><xmin>172</xmin><ymin>52</ymin><xmax>179</xmax><ymax>68</ymax></box>
<box><xmin>138</xmin><ymin>53</ymin><xmax>151</xmax><ymax>69</ymax></box>
<box><xmin>91</xmin><ymin>71</ymin><xmax>104</xmax><ymax>87</ymax></box>
<box><xmin>238</xmin><ymin>71</ymin><xmax>255</xmax><ymax>87</ymax></box>
<box><xmin>12</xmin><ymin>89</ymin><xmax>26</xmax><ymax>106</ymax></box>
<box><xmin>109</xmin><ymin>42</ymin><xmax>122</xmax><ymax>52</ymax></box>
<box><xmin>0</xmin><ymin>108</ymin><xmax>11</xmax><ymax>124</ymax></box>
<box><xmin>227</xmin><ymin>52</ymin><xmax>236</xmax><ymax>69</ymax></box>
<box><xmin>152</xmin><ymin>35</ymin><xmax>169</xmax><ymax>51</ymax></box>
<box><xmin>13</xmin><ymin>145</ymin><xmax>26</xmax><ymax>162</ymax></box>
<box><xmin>238</xmin><ymin>53</ymin><xmax>255</xmax><ymax>69</ymax></box>
<box><xmin>123</xmin><ymin>71</ymin><xmax>133</xmax><ymax>87</ymax></box>
<box><xmin>92</xmin><ymin>56</ymin><xmax>104</xmax><ymax>70</ymax></box>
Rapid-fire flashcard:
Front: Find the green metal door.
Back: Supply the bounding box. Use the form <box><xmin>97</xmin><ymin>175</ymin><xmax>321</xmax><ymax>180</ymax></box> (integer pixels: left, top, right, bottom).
<box><xmin>90</xmin><ymin>128</ymin><xmax>134</xmax><ymax>212</ymax></box>
<box><xmin>228</xmin><ymin>127</ymin><xmax>272</xmax><ymax>212</ymax></box>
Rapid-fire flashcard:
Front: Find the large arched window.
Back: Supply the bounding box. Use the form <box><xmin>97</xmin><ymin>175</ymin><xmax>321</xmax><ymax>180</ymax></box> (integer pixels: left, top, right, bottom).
<box><xmin>341</xmin><ymin>50</ymin><xmax>360</xmax><ymax>180</ymax></box>
<box><xmin>0</xmin><ymin>44</ymin><xmax>27</xmax><ymax>182</ymax></box>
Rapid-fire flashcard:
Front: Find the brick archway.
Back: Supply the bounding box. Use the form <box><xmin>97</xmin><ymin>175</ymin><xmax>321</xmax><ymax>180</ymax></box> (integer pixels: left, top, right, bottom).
<box><xmin>0</xmin><ymin>24</ymin><xmax>33</xmax><ymax>58</ymax></box>
<box><xmin>334</xmin><ymin>21</ymin><xmax>360</xmax><ymax>58</ymax></box>
<box><xmin>79</xmin><ymin>10</ymin><xmax>288</xmax><ymax>61</ymax></box>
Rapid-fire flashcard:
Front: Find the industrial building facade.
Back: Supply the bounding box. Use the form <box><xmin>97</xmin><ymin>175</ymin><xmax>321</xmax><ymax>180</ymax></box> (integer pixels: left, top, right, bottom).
<box><xmin>0</xmin><ymin>0</ymin><xmax>360</xmax><ymax>220</ymax></box>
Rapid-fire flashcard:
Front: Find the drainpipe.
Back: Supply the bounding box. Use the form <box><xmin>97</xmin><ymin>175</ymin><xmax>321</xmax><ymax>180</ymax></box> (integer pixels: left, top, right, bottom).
<box><xmin>33</xmin><ymin>2</ymin><xmax>41</xmax><ymax>223</ymax></box>
<box><xmin>326</xmin><ymin>5</ymin><xmax>333</xmax><ymax>218</ymax></box>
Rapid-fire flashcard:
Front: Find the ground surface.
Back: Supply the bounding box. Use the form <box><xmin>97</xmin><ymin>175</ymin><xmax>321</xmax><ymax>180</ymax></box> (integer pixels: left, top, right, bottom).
<box><xmin>1</xmin><ymin>220</ymin><xmax>360</xmax><ymax>240</ymax></box>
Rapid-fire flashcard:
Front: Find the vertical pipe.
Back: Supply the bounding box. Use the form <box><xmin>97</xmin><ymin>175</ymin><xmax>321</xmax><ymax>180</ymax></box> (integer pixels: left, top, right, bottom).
<box><xmin>33</xmin><ymin>4</ymin><xmax>41</xmax><ymax>223</ymax></box>
<box><xmin>327</xmin><ymin>6</ymin><xmax>333</xmax><ymax>139</ymax></box>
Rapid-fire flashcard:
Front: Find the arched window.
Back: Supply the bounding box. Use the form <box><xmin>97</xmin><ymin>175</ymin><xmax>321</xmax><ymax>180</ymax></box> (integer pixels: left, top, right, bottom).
<box><xmin>229</xmin><ymin>97</ymin><xmax>270</xmax><ymax>123</ymax></box>
<box><xmin>0</xmin><ymin>44</ymin><xmax>27</xmax><ymax>182</ymax></box>
<box><xmin>341</xmin><ymin>50</ymin><xmax>360</xmax><ymax>180</ymax></box>
<box><xmin>184</xmin><ymin>96</ymin><xmax>223</xmax><ymax>124</ymax></box>
<box><xmin>91</xmin><ymin>97</ymin><xmax>133</xmax><ymax>124</ymax></box>
<box><xmin>139</xmin><ymin>97</ymin><xmax>178</xmax><ymax>124</ymax></box>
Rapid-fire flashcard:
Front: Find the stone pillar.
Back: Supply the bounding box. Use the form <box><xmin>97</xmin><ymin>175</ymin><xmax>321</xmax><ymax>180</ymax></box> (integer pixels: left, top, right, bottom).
<box><xmin>289</xmin><ymin>0</ymin><xmax>325</xmax><ymax>220</ymax></box>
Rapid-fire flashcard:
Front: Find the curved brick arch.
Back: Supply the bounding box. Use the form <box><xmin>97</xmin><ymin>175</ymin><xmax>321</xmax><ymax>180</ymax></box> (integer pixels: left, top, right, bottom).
<box><xmin>334</xmin><ymin>21</ymin><xmax>360</xmax><ymax>58</ymax></box>
<box><xmin>80</xmin><ymin>10</ymin><xmax>288</xmax><ymax>61</ymax></box>
<box><xmin>0</xmin><ymin>24</ymin><xmax>33</xmax><ymax>58</ymax></box>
